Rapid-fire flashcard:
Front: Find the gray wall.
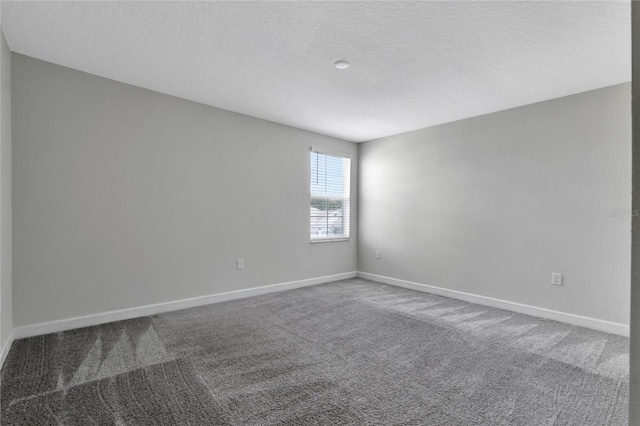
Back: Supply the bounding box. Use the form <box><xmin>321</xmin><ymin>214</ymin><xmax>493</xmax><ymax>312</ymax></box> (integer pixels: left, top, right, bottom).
<box><xmin>12</xmin><ymin>54</ymin><xmax>358</xmax><ymax>327</ymax></box>
<box><xmin>359</xmin><ymin>84</ymin><xmax>631</xmax><ymax>325</ymax></box>
<box><xmin>630</xmin><ymin>1</ymin><xmax>639</xmax><ymax>421</ymax></box>
<box><xmin>0</xmin><ymin>30</ymin><xmax>12</xmax><ymax>350</ymax></box>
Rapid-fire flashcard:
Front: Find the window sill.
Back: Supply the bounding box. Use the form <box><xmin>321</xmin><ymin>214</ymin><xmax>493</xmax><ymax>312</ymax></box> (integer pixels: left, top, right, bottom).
<box><xmin>310</xmin><ymin>238</ymin><xmax>350</xmax><ymax>244</ymax></box>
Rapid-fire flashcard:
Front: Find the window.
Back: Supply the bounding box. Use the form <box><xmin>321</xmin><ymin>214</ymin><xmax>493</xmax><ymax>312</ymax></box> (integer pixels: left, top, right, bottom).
<box><xmin>310</xmin><ymin>150</ymin><xmax>351</xmax><ymax>242</ymax></box>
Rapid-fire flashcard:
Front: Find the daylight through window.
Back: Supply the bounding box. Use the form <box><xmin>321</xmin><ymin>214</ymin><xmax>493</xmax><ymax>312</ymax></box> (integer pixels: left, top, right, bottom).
<box><xmin>310</xmin><ymin>151</ymin><xmax>351</xmax><ymax>242</ymax></box>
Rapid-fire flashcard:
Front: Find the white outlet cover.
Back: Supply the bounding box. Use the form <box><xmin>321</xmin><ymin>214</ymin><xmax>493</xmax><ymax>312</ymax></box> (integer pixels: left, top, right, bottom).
<box><xmin>237</xmin><ymin>259</ymin><xmax>244</xmax><ymax>270</ymax></box>
<box><xmin>551</xmin><ymin>273</ymin><xmax>562</xmax><ymax>286</ymax></box>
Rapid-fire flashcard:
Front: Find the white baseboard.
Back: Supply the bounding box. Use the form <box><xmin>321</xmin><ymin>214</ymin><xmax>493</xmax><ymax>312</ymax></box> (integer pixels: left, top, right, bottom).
<box><xmin>12</xmin><ymin>270</ymin><xmax>627</xmax><ymax>342</ymax></box>
<box><xmin>1</xmin><ymin>328</ymin><xmax>14</xmax><ymax>368</ymax></box>
<box><xmin>357</xmin><ymin>272</ymin><xmax>629</xmax><ymax>337</ymax></box>
<box><xmin>13</xmin><ymin>272</ymin><xmax>357</xmax><ymax>340</ymax></box>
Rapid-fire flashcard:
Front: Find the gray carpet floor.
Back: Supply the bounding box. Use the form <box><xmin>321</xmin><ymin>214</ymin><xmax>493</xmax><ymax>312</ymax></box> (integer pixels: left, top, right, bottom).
<box><xmin>0</xmin><ymin>278</ymin><xmax>629</xmax><ymax>425</ymax></box>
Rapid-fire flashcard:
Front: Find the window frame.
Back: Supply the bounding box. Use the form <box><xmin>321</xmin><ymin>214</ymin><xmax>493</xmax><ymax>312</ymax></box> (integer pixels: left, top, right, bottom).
<box><xmin>309</xmin><ymin>149</ymin><xmax>351</xmax><ymax>244</ymax></box>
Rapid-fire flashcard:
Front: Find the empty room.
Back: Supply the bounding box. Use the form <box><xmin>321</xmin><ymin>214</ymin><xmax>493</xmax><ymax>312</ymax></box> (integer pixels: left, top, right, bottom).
<box><xmin>1</xmin><ymin>1</ymin><xmax>639</xmax><ymax>425</ymax></box>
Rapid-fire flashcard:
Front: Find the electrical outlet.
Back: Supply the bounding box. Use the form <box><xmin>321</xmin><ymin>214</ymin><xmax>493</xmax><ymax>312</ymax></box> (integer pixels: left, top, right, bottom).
<box><xmin>551</xmin><ymin>272</ymin><xmax>562</xmax><ymax>286</ymax></box>
<box><xmin>375</xmin><ymin>250</ymin><xmax>381</xmax><ymax>259</ymax></box>
<box><xmin>237</xmin><ymin>259</ymin><xmax>244</xmax><ymax>270</ymax></box>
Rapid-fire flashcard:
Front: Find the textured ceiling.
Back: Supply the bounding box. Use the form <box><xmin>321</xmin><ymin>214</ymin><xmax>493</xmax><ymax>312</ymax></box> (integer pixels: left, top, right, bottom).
<box><xmin>1</xmin><ymin>1</ymin><xmax>631</xmax><ymax>142</ymax></box>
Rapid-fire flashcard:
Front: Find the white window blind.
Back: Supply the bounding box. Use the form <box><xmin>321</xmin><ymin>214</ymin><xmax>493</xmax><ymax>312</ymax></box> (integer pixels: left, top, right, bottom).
<box><xmin>310</xmin><ymin>150</ymin><xmax>351</xmax><ymax>242</ymax></box>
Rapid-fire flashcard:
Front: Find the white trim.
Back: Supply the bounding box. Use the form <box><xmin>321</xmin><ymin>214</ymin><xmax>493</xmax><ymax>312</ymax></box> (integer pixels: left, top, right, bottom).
<box><xmin>357</xmin><ymin>272</ymin><xmax>629</xmax><ymax>337</ymax></box>
<box><xmin>13</xmin><ymin>272</ymin><xmax>357</xmax><ymax>340</ymax></box>
<box><xmin>310</xmin><ymin>238</ymin><xmax>350</xmax><ymax>244</ymax></box>
<box><xmin>1</xmin><ymin>328</ymin><xmax>14</xmax><ymax>368</ymax></box>
<box><xmin>309</xmin><ymin>147</ymin><xmax>353</xmax><ymax>160</ymax></box>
